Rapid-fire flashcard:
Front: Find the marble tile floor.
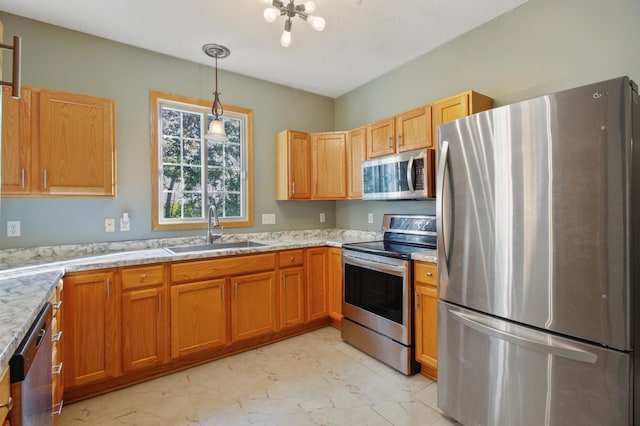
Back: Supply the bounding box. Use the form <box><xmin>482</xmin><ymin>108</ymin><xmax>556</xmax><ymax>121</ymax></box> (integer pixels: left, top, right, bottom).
<box><xmin>59</xmin><ymin>326</ymin><xmax>458</xmax><ymax>425</ymax></box>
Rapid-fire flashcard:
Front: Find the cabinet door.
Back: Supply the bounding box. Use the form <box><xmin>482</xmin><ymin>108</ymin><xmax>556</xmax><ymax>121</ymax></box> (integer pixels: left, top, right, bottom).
<box><xmin>122</xmin><ymin>287</ymin><xmax>168</xmax><ymax>372</ymax></box>
<box><xmin>170</xmin><ymin>279</ymin><xmax>227</xmax><ymax>358</ymax></box>
<box><xmin>39</xmin><ymin>89</ymin><xmax>115</xmax><ymax>196</ymax></box>
<box><xmin>279</xmin><ymin>267</ymin><xmax>305</xmax><ymax>330</ymax></box>
<box><xmin>328</xmin><ymin>247</ymin><xmax>343</xmax><ymax>325</ymax></box>
<box><xmin>396</xmin><ymin>105</ymin><xmax>432</xmax><ymax>152</ymax></box>
<box><xmin>306</xmin><ymin>247</ymin><xmax>329</xmax><ymax>321</ymax></box>
<box><xmin>312</xmin><ymin>132</ymin><xmax>347</xmax><ymax>199</ymax></box>
<box><xmin>275</xmin><ymin>130</ymin><xmax>311</xmax><ymax>200</ymax></box>
<box><xmin>347</xmin><ymin>127</ymin><xmax>366</xmax><ymax>199</ymax></box>
<box><xmin>432</xmin><ymin>91</ymin><xmax>492</xmax><ymax>144</ymax></box>
<box><xmin>414</xmin><ymin>261</ymin><xmax>438</xmax><ymax>380</ymax></box>
<box><xmin>367</xmin><ymin>117</ymin><xmax>395</xmax><ymax>158</ymax></box>
<box><xmin>231</xmin><ymin>271</ymin><xmax>277</xmax><ymax>341</ymax></box>
<box><xmin>1</xmin><ymin>86</ymin><xmax>32</xmax><ymax>195</ymax></box>
<box><xmin>64</xmin><ymin>271</ymin><xmax>120</xmax><ymax>387</ymax></box>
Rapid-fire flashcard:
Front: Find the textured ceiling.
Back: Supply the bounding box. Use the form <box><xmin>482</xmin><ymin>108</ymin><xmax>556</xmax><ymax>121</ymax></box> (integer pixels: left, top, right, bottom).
<box><xmin>0</xmin><ymin>0</ymin><xmax>528</xmax><ymax>98</ymax></box>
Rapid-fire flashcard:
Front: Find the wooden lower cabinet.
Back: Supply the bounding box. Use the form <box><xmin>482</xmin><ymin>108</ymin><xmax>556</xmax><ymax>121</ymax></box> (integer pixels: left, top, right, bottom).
<box><xmin>231</xmin><ymin>271</ymin><xmax>278</xmax><ymax>341</ymax></box>
<box><xmin>414</xmin><ymin>261</ymin><xmax>438</xmax><ymax>380</ymax></box>
<box><xmin>50</xmin><ymin>280</ymin><xmax>64</xmax><ymax>424</ymax></box>
<box><xmin>328</xmin><ymin>247</ymin><xmax>343</xmax><ymax>327</ymax></box>
<box><xmin>64</xmin><ymin>270</ymin><xmax>120</xmax><ymax>388</ymax></box>
<box><xmin>170</xmin><ymin>279</ymin><xmax>227</xmax><ymax>358</ymax></box>
<box><xmin>0</xmin><ymin>365</ymin><xmax>9</xmax><ymax>425</ymax></box>
<box><xmin>306</xmin><ymin>247</ymin><xmax>329</xmax><ymax>321</ymax></box>
<box><xmin>121</xmin><ymin>264</ymin><xmax>169</xmax><ymax>371</ymax></box>
<box><xmin>279</xmin><ymin>267</ymin><xmax>305</xmax><ymax>330</ymax></box>
<box><xmin>62</xmin><ymin>249</ymin><xmax>335</xmax><ymax>402</ymax></box>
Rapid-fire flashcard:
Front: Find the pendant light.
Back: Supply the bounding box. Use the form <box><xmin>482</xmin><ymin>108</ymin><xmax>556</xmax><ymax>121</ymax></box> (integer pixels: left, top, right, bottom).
<box><xmin>202</xmin><ymin>43</ymin><xmax>230</xmax><ymax>142</ymax></box>
<box><xmin>262</xmin><ymin>0</ymin><xmax>326</xmax><ymax>47</ymax></box>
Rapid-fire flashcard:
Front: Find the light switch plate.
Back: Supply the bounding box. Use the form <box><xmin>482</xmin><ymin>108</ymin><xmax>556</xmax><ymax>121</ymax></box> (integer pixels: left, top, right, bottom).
<box><xmin>367</xmin><ymin>213</ymin><xmax>374</xmax><ymax>224</ymax></box>
<box><xmin>320</xmin><ymin>213</ymin><xmax>326</xmax><ymax>223</ymax></box>
<box><xmin>262</xmin><ymin>213</ymin><xmax>276</xmax><ymax>225</ymax></box>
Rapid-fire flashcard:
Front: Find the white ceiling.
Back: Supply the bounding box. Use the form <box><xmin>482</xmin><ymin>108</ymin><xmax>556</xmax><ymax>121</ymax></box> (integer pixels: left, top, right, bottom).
<box><xmin>0</xmin><ymin>0</ymin><xmax>528</xmax><ymax>98</ymax></box>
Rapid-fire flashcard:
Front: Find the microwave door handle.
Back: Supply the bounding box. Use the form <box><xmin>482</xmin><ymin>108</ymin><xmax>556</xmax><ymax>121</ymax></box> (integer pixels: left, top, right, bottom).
<box><xmin>407</xmin><ymin>155</ymin><xmax>415</xmax><ymax>193</ymax></box>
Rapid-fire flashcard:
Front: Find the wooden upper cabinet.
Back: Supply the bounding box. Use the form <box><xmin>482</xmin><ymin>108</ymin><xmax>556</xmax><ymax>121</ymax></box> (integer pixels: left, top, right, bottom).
<box><xmin>366</xmin><ymin>117</ymin><xmax>395</xmax><ymax>158</ymax></box>
<box><xmin>275</xmin><ymin>129</ymin><xmax>311</xmax><ymax>200</ymax></box>
<box><xmin>1</xmin><ymin>85</ymin><xmax>116</xmax><ymax>197</ymax></box>
<box><xmin>39</xmin><ymin>89</ymin><xmax>116</xmax><ymax>197</ymax></box>
<box><xmin>395</xmin><ymin>105</ymin><xmax>432</xmax><ymax>152</ymax></box>
<box><xmin>432</xmin><ymin>91</ymin><xmax>493</xmax><ymax>145</ymax></box>
<box><xmin>311</xmin><ymin>131</ymin><xmax>347</xmax><ymax>199</ymax></box>
<box><xmin>367</xmin><ymin>105</ymin><xmax>432</xmax><ymax>159</ymax></box>
<box><xmin>347</xmin><ymin>127</ymin><xmax>366</xmax><ymax>199</ymax></box>
<box><xmin>1</xmin><ymin>86</ymin><xmax>32</xmax><ymax>195</ymax></box>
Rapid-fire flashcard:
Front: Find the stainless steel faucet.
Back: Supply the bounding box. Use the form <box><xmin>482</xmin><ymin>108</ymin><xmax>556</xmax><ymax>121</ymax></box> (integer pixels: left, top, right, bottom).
<box><xmin>207</xmin><ymin>204</ymin><xmax>223</xmax><ymax>243</ymax></box>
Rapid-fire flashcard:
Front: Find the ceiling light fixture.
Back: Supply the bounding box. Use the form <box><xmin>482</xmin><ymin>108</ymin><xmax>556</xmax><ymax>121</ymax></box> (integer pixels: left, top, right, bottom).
<box><xmin>262</xmin><ymin>0</ymin><xmax>326</xmax><ymax>47</ymax></box>
<box><xmin>202</xmin><ymin>43</ymin><xmax>230</xmax><ymax>142</ymax></box>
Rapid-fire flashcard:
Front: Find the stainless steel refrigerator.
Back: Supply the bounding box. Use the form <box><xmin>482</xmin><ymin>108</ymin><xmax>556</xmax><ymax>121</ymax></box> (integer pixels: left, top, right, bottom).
<box><xmin>436</xmin><ymin>76</ymin><xmax>639</xmax><ymax>426</ymax></box>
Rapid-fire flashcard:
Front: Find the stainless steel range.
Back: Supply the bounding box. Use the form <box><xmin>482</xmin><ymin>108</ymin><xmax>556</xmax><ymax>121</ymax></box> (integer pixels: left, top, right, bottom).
<box><xmin>341</xmin><ymin>213</ymin><xmax>436</xmax><ymax>375</ymax></box>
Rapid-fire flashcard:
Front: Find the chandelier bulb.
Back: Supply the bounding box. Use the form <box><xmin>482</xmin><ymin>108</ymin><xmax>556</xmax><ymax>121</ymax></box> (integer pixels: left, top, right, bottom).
<box><xmin>302</xmin><ymin>1</ymin><xmax>316</xmax><ymax>13</ymax></box>
<box><xmin>307</xmin><ymin>15</ymin><xmax>326</xmax><ymax>31</ymax></box>
<box><xmin>280</xmin><ymin>29</ymin><xmax>292</xmax><ymax>47</ymax></box>
<box><xmin>263</xmin><ymin>7</ymin><xmax>279</xmax><ymax>22</ymax></box>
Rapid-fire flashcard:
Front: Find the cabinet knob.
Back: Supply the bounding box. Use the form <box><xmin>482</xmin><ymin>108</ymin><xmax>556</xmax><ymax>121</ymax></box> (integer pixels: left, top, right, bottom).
<box><xmin>290</xmin><ymin>256</ymin><xmax>295</xmax><ymax>262</ymax></box>
<box><xmin>426</xmin><ymin>272</ymin><xmax>433</xmax><ymax>277</ymax></box>
<box><xmin>141</xmin><ymin>273</ymin><xmax>147</xmax><ymax>279</ymax></box>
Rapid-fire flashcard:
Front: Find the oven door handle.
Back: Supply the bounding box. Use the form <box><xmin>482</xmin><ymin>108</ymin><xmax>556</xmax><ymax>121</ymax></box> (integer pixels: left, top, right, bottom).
<box><xmin>343</xmin><ymin>253</ymin><xmax>408</xmax><ymax>276</ymax></box>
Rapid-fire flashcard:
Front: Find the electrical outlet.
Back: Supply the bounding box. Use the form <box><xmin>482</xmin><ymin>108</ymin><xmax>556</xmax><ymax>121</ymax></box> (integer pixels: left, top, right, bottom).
<box><xmin>7</xmin><ymin>221</ymin><xmax>21</xmax><ymax>237</ymax></box>
<box><xmin>104</xmin><ymin>218</ymin><xmax>116</xmax><ymax>232</ymax></box>
<box><xmin>262</xmin><ymin>213</ymin><xmax>276</xmax><ymax>225</ymax></box>
<box><xmin>368</xmin><ymin>213</ymin><xmax>374</xmax><ymax>224</ymax></box>
<box><xmin>320</xmin><ymin>213</ymin><xmax>326</xmax><ymax>223</ymax></box>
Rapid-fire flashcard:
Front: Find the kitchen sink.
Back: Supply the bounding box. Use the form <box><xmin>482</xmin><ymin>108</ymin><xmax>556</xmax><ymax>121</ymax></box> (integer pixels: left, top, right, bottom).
<box><xmin>165</xmin><ymin>240</ymin><xmax>267</xmax><ymax>254</ymax></box>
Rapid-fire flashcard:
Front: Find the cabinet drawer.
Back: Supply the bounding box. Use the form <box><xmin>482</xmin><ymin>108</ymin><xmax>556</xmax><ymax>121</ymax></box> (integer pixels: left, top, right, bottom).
<box><xmin>171</xmin><ymin>253</ymin><xmax>276</xmax><ymax>284</ymax></box>
<box><xmin>415</xmin><ymin>262</ymin><xmax>437</xmax><ymax>286</ymax></box>
<box><xmin>278</xmin><ymin>250</ymin><xmax>304</xmax><ymax>268</ymax></box>
<box><xmin>0</xmin><ymin>365</ymin><xmax>9</xmax><ymax>424</ymax></box>
<box><xmin>122</xmin><ymin>264</ymin><xmax>165</xmax><ymax>290</ymax></box>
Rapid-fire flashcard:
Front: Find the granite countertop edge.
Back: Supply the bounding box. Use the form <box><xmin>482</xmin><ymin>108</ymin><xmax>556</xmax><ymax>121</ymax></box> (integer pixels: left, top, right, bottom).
<box><xmin>0</xmin><ymin>228</ymin><xmax>437</xmax><ymax>371</ymax></box>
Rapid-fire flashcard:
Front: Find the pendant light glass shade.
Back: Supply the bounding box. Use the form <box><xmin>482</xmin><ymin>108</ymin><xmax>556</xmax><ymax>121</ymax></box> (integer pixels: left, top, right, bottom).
<box><xmin>206</xmin><ymin>118</ymin><xmax>227</xmax><ymax>142</ymax></box>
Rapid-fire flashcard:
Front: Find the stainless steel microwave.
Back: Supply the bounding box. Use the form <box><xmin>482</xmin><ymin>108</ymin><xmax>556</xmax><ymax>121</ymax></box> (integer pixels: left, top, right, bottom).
<box><xmin>361</xmin><ymin>149</ymin><xmax>435</xmax><ymax>200</ymax></box>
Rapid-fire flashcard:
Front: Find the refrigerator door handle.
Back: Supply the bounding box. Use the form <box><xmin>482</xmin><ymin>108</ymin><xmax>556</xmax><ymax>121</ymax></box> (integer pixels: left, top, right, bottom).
<box><xmin>449</xmin><ymin>308</ymin><xmax>598</xmax><ymax>364</ymax></box>
<box><xmin>436</xmin><ymin>141</ymin><xmax>450</xmax><ymax>279</ymax></box>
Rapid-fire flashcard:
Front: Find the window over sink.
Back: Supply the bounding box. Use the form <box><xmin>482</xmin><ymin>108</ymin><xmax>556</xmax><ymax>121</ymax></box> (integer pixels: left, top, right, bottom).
<box><xmin>150</xmin><ymin>91</ymin><xmax>254</xmax><ymax>230</ymax></box>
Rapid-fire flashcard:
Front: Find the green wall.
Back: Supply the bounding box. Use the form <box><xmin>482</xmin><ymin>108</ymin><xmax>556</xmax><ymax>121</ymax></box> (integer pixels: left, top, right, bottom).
<box><xmin>334</xmin><ymin>0</ymin><xmax>640</xmax><ymax>231</ymax></box>
<box><xmin>0</xmin><ymin>13</ymin><xmax>336</xmax><ymax>248</ymax></box>
<box><xmin>2</xmin><ymin>0</ymin><xmax>640</xmax><ymax>247</ymax></box>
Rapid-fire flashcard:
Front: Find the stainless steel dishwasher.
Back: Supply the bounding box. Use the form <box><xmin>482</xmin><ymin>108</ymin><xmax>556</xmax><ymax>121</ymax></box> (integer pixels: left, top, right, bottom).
<box><xmin>9</xmin><ymin>302</ymin><xmax>53</xmax><ymax>426</ymax></box>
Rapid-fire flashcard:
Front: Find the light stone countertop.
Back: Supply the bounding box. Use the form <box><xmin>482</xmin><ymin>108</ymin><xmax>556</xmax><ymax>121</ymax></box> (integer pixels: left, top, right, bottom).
<box><xmin>0</xmin><ymin>228</ymin><xmax>436</xmax><ymax>371</ymax></box>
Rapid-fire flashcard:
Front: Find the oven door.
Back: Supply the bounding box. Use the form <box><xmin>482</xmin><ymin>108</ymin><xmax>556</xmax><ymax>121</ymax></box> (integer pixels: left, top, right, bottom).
<box><xmin>342</xmin><ymin>250</ymin><xmax>411</xmax><ymax>345</ymax></box>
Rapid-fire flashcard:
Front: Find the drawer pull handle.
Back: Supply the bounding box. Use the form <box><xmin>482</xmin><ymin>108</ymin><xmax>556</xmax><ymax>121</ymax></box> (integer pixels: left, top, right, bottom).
<box><xmin>52</xmin><ymin>301</ymin><xmax>62</xmax><ymax>310</ymax></box>
<box><xmin>52</xmin><ymin>362</ymin><xmax>63</xmax><ymax>376</ymax></box>
<box><xmin>52</xmin><ymin>331</ymin><xmax>63</xmax><ymax>343</ymax></box>
<box><xmin>141</xmin><ymin>273</ymin><xmax>148</xmax><ymax>279</ymax></box>
<box><xmin>290</xmin><ymin>256</ymin><xmax>295</xmax><ymax>262</ymax></box>
<box><xmin>426</xmin><ymin>272</ymin><xmax>433</xmax><ymax>277</ymax></box>
<box><xmin>0</xmin><ymin>396</ymin><xmax>13</xmax><ymax>411</ymax></box>
<box><xmin>52</xmin><ymin>400</ymin><xmax>64</xmax><ymax>416</ymax></box>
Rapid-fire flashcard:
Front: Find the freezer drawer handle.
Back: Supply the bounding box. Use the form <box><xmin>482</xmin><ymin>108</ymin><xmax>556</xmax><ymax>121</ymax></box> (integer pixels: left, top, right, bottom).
<box><xmin>449</xmin><ymin>309</ymin><xmax>598</xmax><ymax>363</ymax></box>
